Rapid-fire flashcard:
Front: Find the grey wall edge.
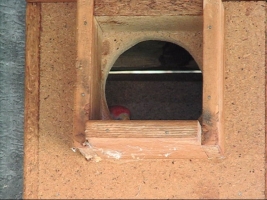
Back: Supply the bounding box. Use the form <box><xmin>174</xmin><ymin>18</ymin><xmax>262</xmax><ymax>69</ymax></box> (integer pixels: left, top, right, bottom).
<box><xmin>0</xmin><ymin>0</ymin><xmax>26</xmax><ymax>199</ymax></box>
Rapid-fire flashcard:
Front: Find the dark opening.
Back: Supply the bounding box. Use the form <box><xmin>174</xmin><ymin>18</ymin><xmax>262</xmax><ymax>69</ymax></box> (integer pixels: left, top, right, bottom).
<box><xmin>105</xmin><ymin>40</ymin><xmax>202</xmax><ymax>120</ymax></box>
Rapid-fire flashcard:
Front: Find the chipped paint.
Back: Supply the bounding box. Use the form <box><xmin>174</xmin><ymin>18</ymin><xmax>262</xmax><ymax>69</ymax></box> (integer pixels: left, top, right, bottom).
<box><xmin>103</xmin><ymin>150</ymin><xmax>122</xmax><ymax>159</ymax></box>
<box><xmin>164</xmin><ymin>153</ymin><xmax>171</xmax><ymax>157</ymax></box>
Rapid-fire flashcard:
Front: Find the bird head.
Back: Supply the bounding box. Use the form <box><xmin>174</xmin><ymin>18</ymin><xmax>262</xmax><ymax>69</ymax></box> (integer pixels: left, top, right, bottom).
<box><xmin>109</xmin><ymin>105</ymin><xmax>131</xmax><ymax>120</ymax></box>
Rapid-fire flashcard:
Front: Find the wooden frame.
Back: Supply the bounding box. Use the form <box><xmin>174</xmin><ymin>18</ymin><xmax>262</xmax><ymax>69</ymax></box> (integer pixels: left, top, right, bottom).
<box><xmin>24</xmin><ymin>2</ymin><xmax>41</xmax><ymax>199</ymax></box>
<box><xmin>73</xmin><ymin>0</ymin><xmax>225</xmax><ymax>160</ymax></box>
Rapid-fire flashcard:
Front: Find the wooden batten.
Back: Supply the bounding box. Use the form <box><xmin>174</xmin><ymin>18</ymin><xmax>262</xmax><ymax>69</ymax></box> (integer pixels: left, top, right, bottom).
<box><xmin>86</xmin><ymin>120</ymin><xmax>201</xmax><ymax>140</ymax></box>
<box><xmin>24</xmin><ymin>3</ymin><xmax>41</xmax><ymax>199</ymax></box>
<box><xmin>202</xmin><ymin>0</ymin><xmax>224</xmax><ymax>156</ymax></box>
<box><xmin>84</xmin><ymin>120</ymin><xmax>224</xmax><ymax>159</ymax></box>
<box><xmin>73</xmin><ymin>0</ymin><xmax>102</xmax><ymax>148</ymax></box>
<box><xmin>85</xmin><ymin>121</ymin><xmax>203</xmax><ymax>159</ymax></box>
<box><xmin>87</xmin><ymin>138</ymin><xmax>208</xmax><ymax>159</ymax></box>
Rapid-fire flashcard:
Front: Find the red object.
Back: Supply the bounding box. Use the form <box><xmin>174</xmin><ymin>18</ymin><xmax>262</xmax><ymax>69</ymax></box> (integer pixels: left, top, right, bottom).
<box><xmin>109</xmin><ymin>105</ymin><xmax>130</xmax><ymax>120</ymax></box>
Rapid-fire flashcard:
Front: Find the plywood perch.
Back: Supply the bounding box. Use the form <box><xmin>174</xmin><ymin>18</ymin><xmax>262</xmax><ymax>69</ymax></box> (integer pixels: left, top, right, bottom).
<box><xmin>79</xmin><ymin>120</ymin><xmax>204</xmax><ymax>160</ymax></box>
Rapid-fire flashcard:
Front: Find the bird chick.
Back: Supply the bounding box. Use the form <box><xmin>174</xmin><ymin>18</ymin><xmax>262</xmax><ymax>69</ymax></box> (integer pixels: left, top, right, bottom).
<box><xmin>109</xmin><ymin>105</ymin><xmax>130</xmax><ymax>120</ymax></box>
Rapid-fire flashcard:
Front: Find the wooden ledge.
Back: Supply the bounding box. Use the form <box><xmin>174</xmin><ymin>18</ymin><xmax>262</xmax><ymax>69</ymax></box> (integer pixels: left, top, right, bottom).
<box><xmin>82</xmin><ymin>120</ymin><xmax>205</xmax><ymax>160</ymax></box>
<box><xmin>86</xmin><ymin>120</ymin><xmax>201</xmax><ymax>140</ymax></box>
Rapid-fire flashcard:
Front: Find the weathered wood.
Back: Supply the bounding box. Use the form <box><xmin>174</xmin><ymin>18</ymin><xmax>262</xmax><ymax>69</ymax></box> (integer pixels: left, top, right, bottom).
<box><xmin>74</xmin><ymin>0</ymin><xmax>102</xmax><ymax>148</ymax></box>
<box><xmin>202</xmin><ymin>0</ymin><xmax>224</xmax><ymax>155</ymax></box>
<box><xmin>86</xmin><ymin>120</ymin><xmax>201</xmax><ymax>140</ymax></box>
<box><xmin>23</xmin><ymin>3</ymin><xmax>41</xmax><ymax>199</ymax></box>
<box><xmin>84</xmin><ymin>120</ymin><xmax>208</xmax><ymax>159</ymax></box>
<box><xmin>86</xmin><ymin>138</ymin><xmax>208</xmax><ymax>159</ymax></box>
<box><xmin>202</xmin><ymin>145</ymin><xmax>223</xmax><ymax>158</ymax></box>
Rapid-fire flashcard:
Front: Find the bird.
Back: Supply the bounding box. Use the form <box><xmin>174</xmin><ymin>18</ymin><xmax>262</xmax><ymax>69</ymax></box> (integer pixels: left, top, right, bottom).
<box><xmin>109</xmin><ymin>105</ymin><xmax>131</xmax><ymax>120</ymax></box>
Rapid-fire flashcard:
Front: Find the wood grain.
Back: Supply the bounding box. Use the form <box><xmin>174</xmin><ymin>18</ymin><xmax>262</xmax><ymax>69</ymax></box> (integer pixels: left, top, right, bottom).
<box><xmin>202</xmin><ymin>0</ymin><xmax>224</xmax><ymax>155</ymax></box>
<box><xmin>23</xmin><ymin>3</ymin><xmax>41</xmax><ymax>199</ymax></box>
<box><xmin>87</xmin><ymin>138</ymin><xmax>208</xmax><ymax>159</ymax></box>
<box><xmin>84</xmin><ymin>120</ymin><xmax>224</xmax><ymax>159</ymax></box>
<box><xmin>86</xmin><ymin>120</ymin><xmax>201</xmax><ymax>139</ymax></box>
<box><xmin>74</xmin><ymin>0</ymin><xmax>102</xmax><ymax>148</ymax></box>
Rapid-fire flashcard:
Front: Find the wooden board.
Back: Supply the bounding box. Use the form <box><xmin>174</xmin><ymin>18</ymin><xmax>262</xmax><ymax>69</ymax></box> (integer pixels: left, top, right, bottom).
<box><xmin>84</xmin><ymin>120</ymin><xmax>223</xmax><ymax>160</ymax></box>
<box><xmin>86</xmin><ymin>120</ymin><xmax>201</xmax><ymax>139</ymax></box>
<box><xmin>84</xmin><ymin>120</ymin><xmax>207</xmax><ymax>159</ymax></box>
<box><xmin>73</xmin><ymin>0</ymin><xmax>102</xmax><ymax>148</ymax></box>
<box><xmin>23</xmin><ymin>2</ymin><xmax>41</xmax><ymax>199</ymax></box>
<box><xmin>86</xmin><ymin>138</ymin><xmax>208</xmax><ymax>159</ymax></box>
<box><xmin>202</xmin><ymin>0</ymin><xmax>224</xmax><ymax>154</ymax></box>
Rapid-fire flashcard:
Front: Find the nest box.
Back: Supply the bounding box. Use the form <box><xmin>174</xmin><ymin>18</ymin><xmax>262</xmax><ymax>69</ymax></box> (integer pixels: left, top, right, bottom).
<box><xmin>73</xmin><ymin>0</ymin><xmax>225</xmax><ymax>160</ymax></box>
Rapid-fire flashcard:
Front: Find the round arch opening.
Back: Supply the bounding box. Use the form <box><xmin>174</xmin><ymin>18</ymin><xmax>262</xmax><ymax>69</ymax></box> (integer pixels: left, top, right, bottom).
<box><xmin>105</xmin><ymin>40</ymin><xmax>202</xmax><ymax>120</ymax></box>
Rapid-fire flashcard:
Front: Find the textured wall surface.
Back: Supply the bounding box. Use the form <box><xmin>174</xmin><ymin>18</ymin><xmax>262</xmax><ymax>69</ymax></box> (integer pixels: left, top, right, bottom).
<box><xmin>0</xmin><ymin>1</ymin><xmax>26</xmax><ymax>199</ymax></box>
<box><xmin>24</xmin><ymin>1</ymin><xmax>266</xmax><ymax>199</ymax></box>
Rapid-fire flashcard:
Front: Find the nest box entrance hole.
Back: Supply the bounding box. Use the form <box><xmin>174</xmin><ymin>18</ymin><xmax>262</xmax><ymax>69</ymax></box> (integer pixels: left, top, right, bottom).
<box><xmin>75</xmin><ymin>0</ymin><xmax>225</xmax><ymax>159</ymax></box>
<box><xmin>105</xmin><ymin>40</ymin><xmax>203</xmax><ymax>120</ymax></box>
